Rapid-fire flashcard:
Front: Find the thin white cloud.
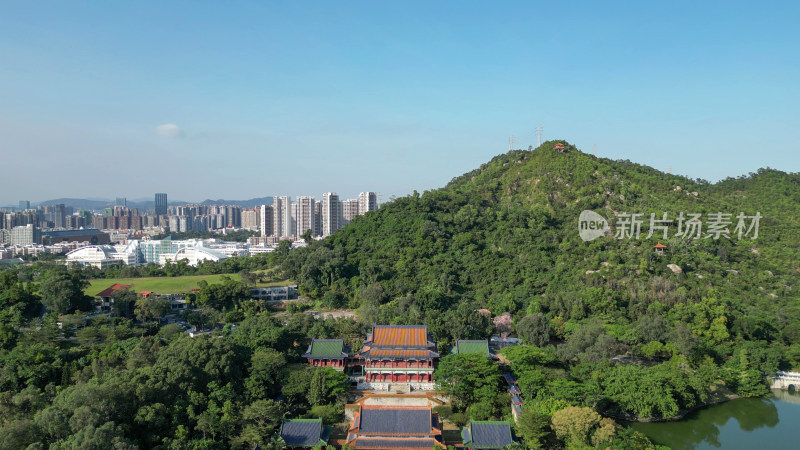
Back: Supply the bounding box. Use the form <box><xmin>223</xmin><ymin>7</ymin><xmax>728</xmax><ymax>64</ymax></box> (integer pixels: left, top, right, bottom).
<box><xmin>155</xmin><ymin>123</ymin><xmax>183</xmax><ymax>139</ymax></box>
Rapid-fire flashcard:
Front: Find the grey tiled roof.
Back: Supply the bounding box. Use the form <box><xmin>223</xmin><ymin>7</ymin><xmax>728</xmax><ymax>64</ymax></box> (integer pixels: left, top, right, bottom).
<box><xmin>359</xmin><ymin>408</ymin><xmax>431</xmax><ymax>435</ymax></box>
<box><xmin>469</xmin><ymin>422</ymin><xmax>514</xmax><ymax>448</ymax></box>
<box><xmin>280</xmin><ymin>419</ymin><xmax>324</xmax><ymax>446</ymax></box>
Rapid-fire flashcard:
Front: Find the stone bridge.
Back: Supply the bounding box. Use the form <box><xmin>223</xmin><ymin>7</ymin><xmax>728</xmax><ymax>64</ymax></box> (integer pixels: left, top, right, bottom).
<box><xmin>771</xmin><ymin>371</ymin><xmax>800</xmax><ymax>390</ymax></box>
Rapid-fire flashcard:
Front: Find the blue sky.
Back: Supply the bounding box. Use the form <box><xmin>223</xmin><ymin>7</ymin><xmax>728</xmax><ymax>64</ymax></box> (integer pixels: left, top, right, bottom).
<box><xmin>1</xmin><ymin>1</ymin><xmax>798</xmax><ymax>205</ymax></box>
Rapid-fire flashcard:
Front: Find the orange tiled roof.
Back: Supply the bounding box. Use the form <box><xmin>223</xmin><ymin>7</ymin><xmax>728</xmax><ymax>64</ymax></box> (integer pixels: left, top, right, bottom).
<box><xmin>371</xmin><ymin>325</ymin><xmax>428</xmax><ymax>347</ymax></box>
<box><xmin>367</xmin><ymin>349</ymin><xmax>432</xmax><ymax>358</ymax></box>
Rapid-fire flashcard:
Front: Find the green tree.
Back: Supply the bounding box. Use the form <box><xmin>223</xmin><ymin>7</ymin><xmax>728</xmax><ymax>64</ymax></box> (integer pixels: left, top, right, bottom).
<box><xmin>38</xmin><ymin>267</ymin><xmax>91</xmax><ymax>314</ymax></box>
<box><xmin>111</xmin><ymin>287</ymin><xmax>137</xmax><ymax>318</ymax></box>
<box><xmin>135</xmin><ymin>296</ymin><xmax>170</xmax><ymax>323</ymax></box>
<box><xmin>515</xmin><ymin>409</ymin><xmax>552</xmax><ymax>450</ymax></box>
<box><xmin>0</xmin><ymin>419</ymin><xmax>42</xmax><ymax>449</ymax></box>
<box><xmin>282</xmin><ymin>368</ymin><xmax>314</xmax><ymax>411</ymax></box>
<box><xmin>591</xmin><ymin>417</ymin><xmax>619</xmax><ymax>447</ymax></box>
<box><xmin>237</xmin><ymin>399</ymin><xmax>284</xmax><ymax>447</ymax></box>
<box><xmin>308</xmin><ymin>403</ymin><xmax>344</xmax><ymax>425</ymax></box>
<box><xmin>51</xmin><ymin>421</ymin><xmax>138</xmax><ymax>449</ymax></box>
<box><xmin>308</xmin><ymin>367</ymin><xmax>348</xmax><ymax>407</ymax></box>
<box><xmin>195</xmin><ymin>276</ymin><xmax>250</xmax><ymax>311</ymax></box>
<box><xmin>550</xmin><ymin>406</ymin><xmax>601</xmax><ymax>446</ymax></box>
<box><xmin>516</xmin><ymin>314</ymin><xmax>553</xmax><ymax>347</ymax></box>
<box><xmin>239</xmin><ymin>270</ymin><xmax>258</xmax><ymax>287</ymax></box>
<box><xmin>245</xmin><ymin>348</ymin><xmax>287</xmax><ymax>401</ymax></box>
<box><xmin>434</xmin><ymin>353</ymin><xmax>501</xmax><ymax>411</ymax></box>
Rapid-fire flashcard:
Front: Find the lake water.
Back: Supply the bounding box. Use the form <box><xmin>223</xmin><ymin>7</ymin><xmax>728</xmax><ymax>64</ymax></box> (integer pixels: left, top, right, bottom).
<box><xmin>631</xmin><ymin>390</ymin><xmax>800</xmax><ymax>449</ymax></box>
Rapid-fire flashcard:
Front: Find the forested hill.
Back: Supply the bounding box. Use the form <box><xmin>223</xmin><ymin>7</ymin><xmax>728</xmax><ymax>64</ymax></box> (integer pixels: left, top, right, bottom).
<box><xmin>285</xmin><ymin>141</ymin><xmax>800</xmax><ymax>359</ymax></box>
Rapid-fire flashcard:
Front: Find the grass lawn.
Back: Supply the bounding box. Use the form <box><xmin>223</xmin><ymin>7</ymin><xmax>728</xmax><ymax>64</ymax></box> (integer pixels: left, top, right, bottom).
<box><xmin>86</xmin><ymin>274</ymin><xmax>293</xmax><ymax>295</ymax></box>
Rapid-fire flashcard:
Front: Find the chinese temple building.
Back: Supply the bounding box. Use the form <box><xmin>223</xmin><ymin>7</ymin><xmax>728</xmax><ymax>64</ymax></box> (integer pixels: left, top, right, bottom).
<box><xmin>302</xmin><ymin>339</ymin><xmax>349</xmax><ymax>371</ymax></box>
<box><xmin>279</xmin><ymin>418</ymin><xmax>329</xmax><ymax>449</ymax></box>
<box><xmin>359</xmin><ymin>324</ymin><xmax>439</xmax><ymax>390</ymax></box>
<box><xmin>346</xmin><ymin>405</ymin><xmax>446</xmax><ymax>449</ymax></box>
<box><xmin>452</xmin><ymin>339</ymin><xmax>496</xmax><ymax>359</ymax></box>
<box><xmin>461</xmin><ymin>421</ymin><xmax>515</xmax><ymax>449</ymax></box>
<box><xmin>302</xmin><ymin>324</ymin><xmax>440</xmax><ymax>390</ymax></box>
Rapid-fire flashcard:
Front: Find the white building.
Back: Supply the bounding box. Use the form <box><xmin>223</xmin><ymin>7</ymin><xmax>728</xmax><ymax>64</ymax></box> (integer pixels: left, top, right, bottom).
<box><xmin>322</xmin><ymin>192</ymin><xmax>341</xmax><ymax>237</ymax></box>
<box><xmin>359</xmin><ymin>192</ymin><xmax>379</xmax><ymax>214</ymax></box>
<box><xmin>248</xmin><ymin>245</ymin><xmax>275</xmax><ymax>255</ymax></box>
<box><xmin>341</xmin><ymin>198</ymin><xmax>360</xmax><ymax>226</ymax></box>
<box><xmin>65</xmin><ymin>245</ymin><xmax>136</xmax><ymax>269</ymax></box>
<box><xmin>272</xmin><ymin>196</ymin><xmax>292</xmax><ymax>239</ymax></box>
<box><xmin>6</xmin><ymin>224</ymin><xmax>41</xmax><ymax>245</ymax></box>
<box><xmin>159</xmin><ymin>247</ymin><xmax>228</xmax><ymax>266</ymax></box>
<box><xmin>295</xmin><ymin>196</ymin><xmax>316</xmax><ymax>238</ymax></box>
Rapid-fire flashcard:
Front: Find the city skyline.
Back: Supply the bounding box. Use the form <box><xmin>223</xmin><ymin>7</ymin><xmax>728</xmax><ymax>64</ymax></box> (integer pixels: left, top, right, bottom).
<box><xmin>4</xmin><ymin>190</ymin><xmax>383</xmax><ymax>210</ymax></box>
<box><xmin>1</xmin><ymin>2</ymin><xmax>799</xmax><ymax>205</ymax></box>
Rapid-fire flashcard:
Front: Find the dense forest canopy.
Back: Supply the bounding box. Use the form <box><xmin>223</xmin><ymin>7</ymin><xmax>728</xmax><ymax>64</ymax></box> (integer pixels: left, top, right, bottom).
<box><xmin>285</xmin><ymin>142</ymin><xmax>799</xmax><ymax>352</ymax></box>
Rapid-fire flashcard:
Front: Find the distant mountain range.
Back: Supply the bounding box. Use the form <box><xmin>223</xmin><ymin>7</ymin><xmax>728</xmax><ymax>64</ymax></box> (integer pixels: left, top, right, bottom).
<box><xmin>6</xmin><ymin>197</ymin><xmax>274</xmax><ymax>212</ymax></box>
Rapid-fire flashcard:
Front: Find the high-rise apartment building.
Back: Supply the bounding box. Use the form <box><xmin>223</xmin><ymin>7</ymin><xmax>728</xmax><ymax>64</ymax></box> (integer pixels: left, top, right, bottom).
<box><xmin>291</xmin><ymin>203</ymin><xmax>298</xmax><ymax>237</ymax></box>
<box><xmin>155</xmin><ymin>193</ymin><xmax>168</xmax><ymax>215</ymax></box>
<box><xmin>285</xmin><ymin>199</ymin><xmax>293</xmax><ymax>238</ymax></box>
<box><xmin>322</xmin><ymin>192</ymin><xmax>341</xmax><ymax>237</ymax></box>
<box><xmin>116</xmin><ymin>197</ymin><xmax>127</xmax><ymax>207</ymax></box>
<box><xmin>313</xmin><ymin>201</ymin><xmax>323</xmax><ymax>237</ymax></box>
<box><xmin>271</xmin><ymin>198</ymin><xmax>283</xmax><ymax>238</ymax></box>
<box><xmin>2</xmin><ymin>210</ymin><xmax>39</xmax><ymax>230</ymax></box>
<box><xmin>359</xmin><ymin>192</ymin><xmax>378</xmax><ymax>215</ymax></box>
<box><xmin>18</xmin><ymin>200</ymin><xmax>30</xmax><ymax>210</ymax></box>
<box><xmin>42</xmin><ymin>204</ymin><xmax>67</xmax><ymax>228</ymax></box>
<box><xmin>8</xmin><ymin>224</ymin><xmax>41</xmax><ymax>245</ymax></box>
<box><xmin>272</xmin><ymin>196</ymin><xmax>292</xmax><ymax>239</ymax></box>
<box><xmin>241</xmin><ymin>208</ymin><xmax>260</xmax><ymax>231</ymax></box>
<box><xmin>225</xmin><ymin>205</ymin><xmax>242</xmax><ymax>228</ymax></box>
<box><xmin>342</xmin><ymin>198</ymin><xmax>360</xmax><ymax>226</ymax></box>
<box><xmin>259</xmin><ymin>205</ymin><xmax>274</xmax><ymax>237</ymax></box>
<box><xmin>295</xmin><ymin>196</ymin><xmax>315</xmax><ymax>238</ymax></box>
